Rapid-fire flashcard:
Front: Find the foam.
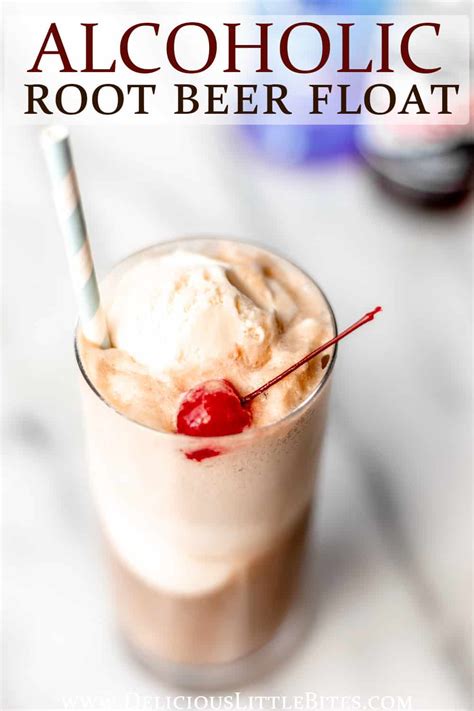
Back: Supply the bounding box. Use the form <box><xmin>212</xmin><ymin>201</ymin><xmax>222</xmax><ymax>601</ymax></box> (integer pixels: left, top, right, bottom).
<box><xmin>80</xmin><ymin>240</ymin><xmax>334</xmax><ymax>431</ymax></box>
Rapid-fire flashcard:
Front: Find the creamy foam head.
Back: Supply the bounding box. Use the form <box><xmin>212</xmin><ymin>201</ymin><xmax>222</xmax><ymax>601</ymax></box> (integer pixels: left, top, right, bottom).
<box><xmin>79</xmin><ymin>240</ymin><xmax>334</xmax><ymax>431</ymax></box>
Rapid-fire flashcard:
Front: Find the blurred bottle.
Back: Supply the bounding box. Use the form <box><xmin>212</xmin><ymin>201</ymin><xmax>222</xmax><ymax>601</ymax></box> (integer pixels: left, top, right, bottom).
<box><xmin>356</xmin><ymin>0</ymin><xmax>474</xmax><ymax>207</ymax></box>
<box><xmin>243</xmin><ymin>0</ymin><xmax>390</xmax><ymax>165</ymax></box>
<box><xmin>356</xmin><ymin>125</ymin><xmax>474</xmax><ymax>208</ymax></box>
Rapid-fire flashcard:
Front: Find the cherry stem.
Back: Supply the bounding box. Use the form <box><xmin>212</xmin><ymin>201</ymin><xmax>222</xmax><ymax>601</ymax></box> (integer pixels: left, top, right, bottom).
<box><xmin>241</xmin><ymin>306</ymin><xmax>382</xmax><ymax>405</ymax></box>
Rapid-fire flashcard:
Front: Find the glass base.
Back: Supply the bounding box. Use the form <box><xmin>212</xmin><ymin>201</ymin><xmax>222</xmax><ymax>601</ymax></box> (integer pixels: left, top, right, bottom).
<box><xmin>120</xmin><ymin>547</ymin><xmax>317</xmax><ymax>691</ymax></box>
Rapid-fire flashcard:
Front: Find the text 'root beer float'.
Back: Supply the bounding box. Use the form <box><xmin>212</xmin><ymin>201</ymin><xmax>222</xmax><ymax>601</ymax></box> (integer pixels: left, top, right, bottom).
<box><xmin>25</xmin><ymin>21</ymin><xmax>456</xmax><ymax>117</ymax></box>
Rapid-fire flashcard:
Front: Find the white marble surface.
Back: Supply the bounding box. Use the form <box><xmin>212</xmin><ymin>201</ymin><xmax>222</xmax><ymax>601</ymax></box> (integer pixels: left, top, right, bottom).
<box><xmin>2</xmin><ymin>123</ymin><xmax>472</xmax><ymax>710</ymax></box>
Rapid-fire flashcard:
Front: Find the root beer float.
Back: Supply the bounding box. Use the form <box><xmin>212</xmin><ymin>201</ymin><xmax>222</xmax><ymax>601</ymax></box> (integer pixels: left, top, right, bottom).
<box><xmin>77</xmin><ymin>238</ymin><xmax>380</xmax><ymax>673</ymax></box>
<box><xmin>41</xmin><ymin>128</ymin><xmax>379</xmax><ymax>682</ymax></box>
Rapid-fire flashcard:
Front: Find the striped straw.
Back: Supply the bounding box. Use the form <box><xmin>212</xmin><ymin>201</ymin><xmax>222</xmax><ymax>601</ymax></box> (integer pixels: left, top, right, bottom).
<box><xmin>41</xmin><ymin>126</ymin><xmax>110</xmax><ymax>348</ymax></box>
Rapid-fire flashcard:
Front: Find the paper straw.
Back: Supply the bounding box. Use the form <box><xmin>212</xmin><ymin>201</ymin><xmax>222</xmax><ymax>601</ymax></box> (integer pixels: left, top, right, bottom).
<box><xmin>41</xmin><ymin>126</ymin><xmax>110</xmax><ymax>348</ymax></box>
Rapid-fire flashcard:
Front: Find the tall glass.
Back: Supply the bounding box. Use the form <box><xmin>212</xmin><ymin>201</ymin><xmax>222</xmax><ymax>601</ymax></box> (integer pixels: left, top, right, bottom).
<box><xmin>75</xmin><ymin>238</ymin><xmax>337</xmax><ymax>686</ymax></box>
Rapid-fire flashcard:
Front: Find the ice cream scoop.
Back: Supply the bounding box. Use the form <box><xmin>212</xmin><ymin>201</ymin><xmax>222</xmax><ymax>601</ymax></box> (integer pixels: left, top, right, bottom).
<box><xmin>105</xmin><ymin>250</ymin><xmax>282</xmax><ymax>377</ymax></box>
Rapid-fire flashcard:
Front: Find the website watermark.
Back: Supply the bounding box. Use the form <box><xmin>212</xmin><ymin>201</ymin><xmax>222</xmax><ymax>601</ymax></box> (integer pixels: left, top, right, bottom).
<box><xmin>62</xmin><ymin>691</ymin><xmax>413</xmax><ymax>711</ymax></box>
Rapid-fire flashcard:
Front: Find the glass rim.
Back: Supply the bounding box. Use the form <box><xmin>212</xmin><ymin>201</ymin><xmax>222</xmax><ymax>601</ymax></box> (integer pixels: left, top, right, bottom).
<box><xmin>74</xmin><ymin>236</ymin><xmax>338</xmax><ymax>444</ymax></box>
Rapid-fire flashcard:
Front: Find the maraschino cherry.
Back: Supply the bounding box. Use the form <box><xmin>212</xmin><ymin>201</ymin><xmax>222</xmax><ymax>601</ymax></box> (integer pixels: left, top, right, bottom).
<box><xmin>177</xmin><ymin>379</ymin><xmax>252</xmax><ymax>437</ymax></box>
<box><xmin>177</xmin><ymin>307</ymin><xmax>382</xmax><ymax>438</ymax></box>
